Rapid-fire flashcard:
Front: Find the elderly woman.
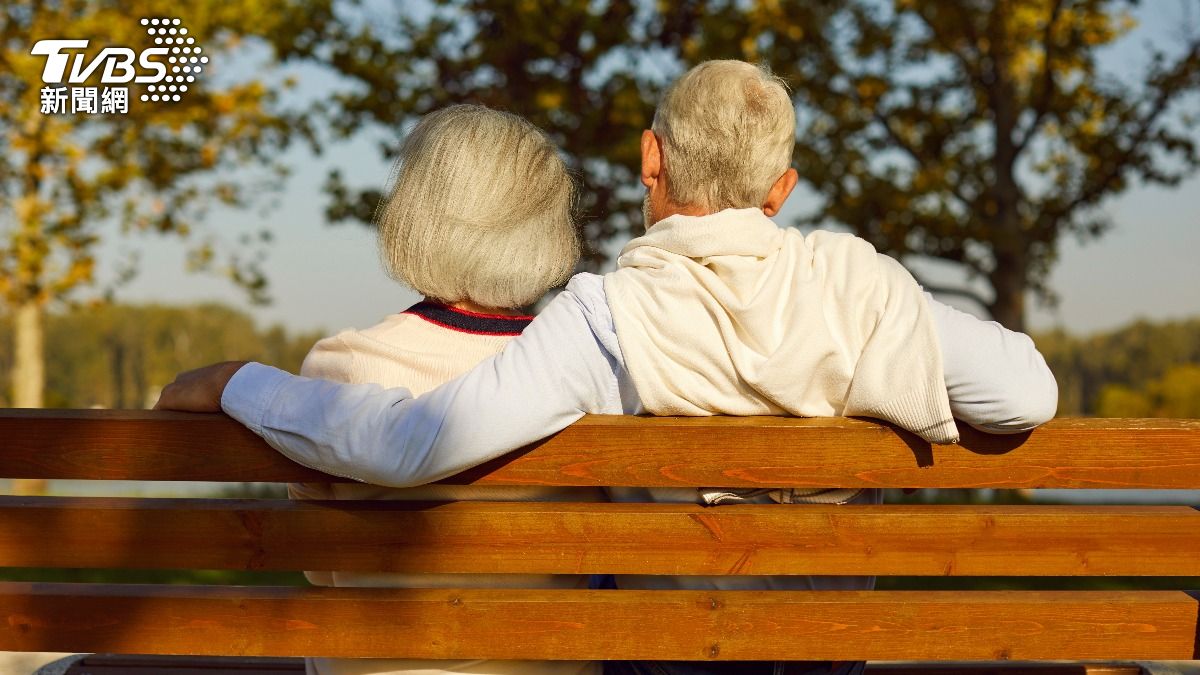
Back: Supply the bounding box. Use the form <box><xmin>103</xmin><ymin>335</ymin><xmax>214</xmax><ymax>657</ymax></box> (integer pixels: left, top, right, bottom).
<box><xmin>288</xmin><ymin>104</ymin><xmax>598</xmax><ymax>675</ymax></box>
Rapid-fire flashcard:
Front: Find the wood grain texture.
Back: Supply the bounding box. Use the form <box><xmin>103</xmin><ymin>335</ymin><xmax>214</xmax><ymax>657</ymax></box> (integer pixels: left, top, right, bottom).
<box><xmin>47</xmin><ymin>656</ymin><xmax>1149</xmax><ymax>675</ymax></box>
<box><xmin>2</xmin><ymin>411</ymin><xmax>1199</xmax><ymax>488</ymax></box>
<box><xmin>1</xmin><ymin>585</ymin><xmax>1196</xmax><ymax>660</ymax></box>
<box><xmin>4</xmin><ymin>497</ymin><xmax>1200</xmax><ymax>577</ymax></box>
<box><xmin>0</xmin><ymin>410</ymin><xmax>330</xmax><ymax>483</ymax></box>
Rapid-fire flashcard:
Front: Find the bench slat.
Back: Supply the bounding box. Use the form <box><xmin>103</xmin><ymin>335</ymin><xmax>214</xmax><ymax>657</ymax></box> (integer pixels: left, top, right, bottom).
<box><xmin>2</xmin><ymin>411</ymin><xmax>1199</xmax><ymax>488</ymax></box>
<box><xmin>1</xmin><ymin>584</ymin><xmax>1195</xmax><ymax>660</ymax></box>
<box><xmin>45</xmin><ymin>656</ymin><xmax>1150</xmax><ymax>675</ymax></box>
<box><xmin>4</xmin><ymin>497</ymin><xmax>1200</xmax><ymax>577</ymax></box>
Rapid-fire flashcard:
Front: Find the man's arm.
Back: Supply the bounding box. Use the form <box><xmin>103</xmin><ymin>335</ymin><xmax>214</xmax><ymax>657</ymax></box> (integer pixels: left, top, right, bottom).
<box><xmin>207</xmin><ymin>276</ymin><xmax>625</xmax><ymax>487</ymax></box>
<box><xmin>926</xmin><ymin>294</ymin><xmax>1059</xmax><ymax>433</ymax></box>
<box><xmin>155</xmin><ymin>275</ymin><xmax>1056</xmax><ymax>488</ymax></box>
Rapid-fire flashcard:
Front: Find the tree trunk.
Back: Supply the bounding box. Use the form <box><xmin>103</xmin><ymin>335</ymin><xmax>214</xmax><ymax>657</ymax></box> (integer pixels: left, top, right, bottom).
<box><xmin>109</xmin><ymin>338</ymin><xmax>127</xmax><ymax>409</ymax></box>
<box><xmin>11</xmin><ymin>300</ymin><xmax>47</xmax><ymax>496</ymax></box>
<box><xmin>988</xmin><ymin>254</ymin><xmax>1027</xmax><ymax>333</ymax></box>
<box><xmin>13</xmin><ymin>300</ymin><xmax>45</xmax><ymax>408</ymax></box>
<box><xmin>983</xmin><ymin>9</ymin><xmax>1028</xmax><ymax>335</ymax></box>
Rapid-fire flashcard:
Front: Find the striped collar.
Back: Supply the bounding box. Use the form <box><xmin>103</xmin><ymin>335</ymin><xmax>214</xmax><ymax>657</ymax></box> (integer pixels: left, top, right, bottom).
<box><xmin>403</xmin><ymin>301</ymin><xmax>533</xmax><ymax>336</ymax></box>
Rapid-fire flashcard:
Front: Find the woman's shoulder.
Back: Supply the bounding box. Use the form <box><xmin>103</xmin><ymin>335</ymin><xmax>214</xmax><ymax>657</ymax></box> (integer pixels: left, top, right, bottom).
<box><xmin>333</xmin><ymin>311</ymin><xmax>513</xmax><ymax>353</ymax></box>
<box><xmin>301</xmin><ymin>312</ymin><xmax>513</xmax><ymax>389</ymax></box>
<box><xmin>304</xmin><ymin>314</ymin><xmax>413</xmax><ymax>357</ymax></box>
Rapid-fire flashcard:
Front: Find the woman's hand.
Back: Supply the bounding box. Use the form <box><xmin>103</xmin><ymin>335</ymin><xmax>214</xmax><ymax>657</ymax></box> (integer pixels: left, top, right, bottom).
<box><xmin>154</xmin><ymin>361</ymin><xmax>249</xmax><ymax>412</ymax></box>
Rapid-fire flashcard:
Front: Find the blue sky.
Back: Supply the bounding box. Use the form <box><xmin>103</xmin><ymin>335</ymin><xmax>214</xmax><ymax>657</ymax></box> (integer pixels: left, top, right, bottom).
<box><xmin>92</xmin><ymin>4</ymin><xmax>1200</xmax><ymax>339</ymax></box>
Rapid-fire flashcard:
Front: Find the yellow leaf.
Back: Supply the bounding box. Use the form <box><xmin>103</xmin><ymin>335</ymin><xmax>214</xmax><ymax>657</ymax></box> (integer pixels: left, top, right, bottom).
<box><xmin>535</xmin><ymin>90</ymin><xmax>564</xmax><ymax>111</ymax></box>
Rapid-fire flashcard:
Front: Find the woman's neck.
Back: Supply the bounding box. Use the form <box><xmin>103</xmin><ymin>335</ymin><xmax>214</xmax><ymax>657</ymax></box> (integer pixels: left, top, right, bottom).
<box><xmin>449</xmin><ymin>300</ymin><xmax>524</xmax><ymax>317</ymax></box>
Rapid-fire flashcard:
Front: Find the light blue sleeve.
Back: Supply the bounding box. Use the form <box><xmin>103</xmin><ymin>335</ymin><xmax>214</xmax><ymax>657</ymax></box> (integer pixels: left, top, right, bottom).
<box><xmin>926</xmin><ymin>294</ymin><xmax>1059</xmax><ymax>433</ymax></box>
<box><xmin>221</xmin><ymin>275</ymin><xmax>626</xmax><ymax>487</ymax></box>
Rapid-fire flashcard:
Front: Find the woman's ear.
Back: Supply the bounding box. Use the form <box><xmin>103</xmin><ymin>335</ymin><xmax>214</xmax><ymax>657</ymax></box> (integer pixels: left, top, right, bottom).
<box><xmin>640</xmin><ymin>129</ymin><xmax>662</xmax><ymax>189</ymax></box>
<box><xmin>761</xmin><ymin>168</ymin><xmax>799</xmax><ymax>217</ymax></box>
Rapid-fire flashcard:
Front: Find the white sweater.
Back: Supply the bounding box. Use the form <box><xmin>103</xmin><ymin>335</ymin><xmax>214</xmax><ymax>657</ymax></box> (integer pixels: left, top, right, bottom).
<box><xmin>289</xmin><ymin>302</ymin><xmax>601</xmax><ymax>675</ymax></box>
<box><xmin>607</xmin><ymin>208</ymin><xmax>958</xmax><ymax>444</ymax></box>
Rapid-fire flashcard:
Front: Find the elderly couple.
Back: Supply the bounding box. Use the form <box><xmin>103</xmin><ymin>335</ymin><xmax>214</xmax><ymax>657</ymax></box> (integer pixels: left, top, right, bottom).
<box><xmin>157</xmin><ymin>60</ymin><xmax>1058</xmax><ymax>675</ymax></box>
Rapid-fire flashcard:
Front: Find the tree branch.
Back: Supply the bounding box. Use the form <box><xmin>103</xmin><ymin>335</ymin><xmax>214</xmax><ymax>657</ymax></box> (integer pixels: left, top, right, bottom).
<box><xmin>1047</xmin><ymin>36</ymin><xmax>1200</xmax><ymax>223</ymax></box>
<box><xmin>1014</xmin><ymin>0</ymin><xmax>1066</xmax><ymax>154</ymax></box>
<box><xmin>915</xmin><ymin>4</ymin><xmax>989</xmax><ymax>90</ymax></box>
<box><xmin>873</xmin><ymin>110</ymin><xmax>975</xmax><ymax>211</ymax></box>
<box><xmin>915</xmin><ymin>279</ymin><xmax>993</xmax><ymax>314</ymax></box>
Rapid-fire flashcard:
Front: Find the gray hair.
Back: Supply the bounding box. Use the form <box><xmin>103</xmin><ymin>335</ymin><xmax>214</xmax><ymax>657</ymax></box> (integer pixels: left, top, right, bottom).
<box><xmin>652</xmin><ymin>60</ymin><xmax>796</xmax><ymax>212</ymax></box>
<box><xmin>376</xmin><ymin>105</ymin><xmax>579</xmax><ymax>309</ymax></box>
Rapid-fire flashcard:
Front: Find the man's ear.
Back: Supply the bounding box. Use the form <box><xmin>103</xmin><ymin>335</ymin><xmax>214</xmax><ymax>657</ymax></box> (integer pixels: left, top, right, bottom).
<box><xmin>640</xmin><ymin>129</ymin><xmax>662</xmax><ymax>189</ymax></box>
<box><xmin>761</xmin><ymin>167</ymin><xmax>799</xmax><ymax>217</ymax></box>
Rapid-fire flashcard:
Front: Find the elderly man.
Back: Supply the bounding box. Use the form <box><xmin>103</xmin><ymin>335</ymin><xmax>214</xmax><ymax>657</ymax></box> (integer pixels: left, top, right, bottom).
<box><xmin>159</xmin><ymin>61</ymin><xmax>1057</xmax><ymax>675</ymax></box>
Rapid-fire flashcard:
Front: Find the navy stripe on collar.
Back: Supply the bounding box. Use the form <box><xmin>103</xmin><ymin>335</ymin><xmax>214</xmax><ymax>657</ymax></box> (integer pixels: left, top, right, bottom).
<box><xmin>404</xmin><ymin>302</ymin><xmax>533</xmax><ymax>336</ymax></box>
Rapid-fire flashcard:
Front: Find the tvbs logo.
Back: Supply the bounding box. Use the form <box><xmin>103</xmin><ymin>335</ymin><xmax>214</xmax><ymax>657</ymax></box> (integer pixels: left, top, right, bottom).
<box><xmin>32</xmin><ymin>18</ymin><xmax>206</xmax><ymax>114</ymax></box>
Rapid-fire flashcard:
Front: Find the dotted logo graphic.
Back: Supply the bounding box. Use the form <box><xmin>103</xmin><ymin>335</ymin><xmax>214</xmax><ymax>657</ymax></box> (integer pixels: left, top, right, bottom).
<box><xmin>138</xmin><ymin>17</ymin><xmax>206</xmax><ymax>103</ymax></box>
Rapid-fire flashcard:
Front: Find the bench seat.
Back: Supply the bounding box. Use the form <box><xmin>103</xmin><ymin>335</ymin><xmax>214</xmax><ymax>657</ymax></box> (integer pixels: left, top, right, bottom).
<box><xmin>1</xmin><ymin>411</ymin><xmax>1197</xmax><ymax>670</ymax></box>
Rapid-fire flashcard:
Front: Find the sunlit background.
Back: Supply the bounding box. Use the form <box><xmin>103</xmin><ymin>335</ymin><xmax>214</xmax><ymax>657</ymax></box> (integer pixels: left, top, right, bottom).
<box><xmin>1</xmin><ymin>1</ymin><xmax>1197</xmax><ymax>455</ymax></box>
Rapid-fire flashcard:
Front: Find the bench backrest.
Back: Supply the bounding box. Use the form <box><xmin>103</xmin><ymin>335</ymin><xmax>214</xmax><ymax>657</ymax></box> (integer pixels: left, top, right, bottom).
<box><xmin>1</xmin><ymin>410</ymin><xmax>1198</xmax><ymax>662</ymax></box>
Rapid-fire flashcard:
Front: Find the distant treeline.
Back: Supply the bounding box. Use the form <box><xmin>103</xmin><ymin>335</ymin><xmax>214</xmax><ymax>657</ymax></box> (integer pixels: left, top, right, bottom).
<box><xmin>0</xmin><ymin>304</ymin><xmax>324</xmax><ymax>409</ymax></box>
<box><xmin>1</xmin><ymin>303</ymin><xmax>1197</xmax><ymax>416</ymax></box>
<box><xmin>1036</xmin><ymin>319</ymin><xmax>1200</xmax><ymax>418</ymax></box>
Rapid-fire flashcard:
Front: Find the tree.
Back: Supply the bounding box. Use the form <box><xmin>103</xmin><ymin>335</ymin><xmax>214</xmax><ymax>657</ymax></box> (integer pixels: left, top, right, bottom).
<box><xmin>322</xmin><ymin>0</ymin><xmax>1200</xmax><ymax>332</ymax></box>
<box><xmin>0</xmin><ymin>0</ymin><xmax>334</xmax><ymax>416</ymax></box>
<box><xmin>1035</xmin><ymin>317</ymin><xmax>1200</xmax><ymax>414</ymax></box>
<box><xmin>319</xmin><ymin>0</ymin><xmax>657</xmax><ymax>269</ymax></box>
<box><xmin>0</xmin><ymin>302</ymin><xmax>321</xmax><ymax>408</ymax></box>
<box><xmin>1097</xmin><ymin>364</ymin><xmax>1200</xmax><ymax>417</ymax></box>
<box><xmin>678</xmin><ymin>0</ymin><xmax>1200</xmax><ymax>331</ymax></box>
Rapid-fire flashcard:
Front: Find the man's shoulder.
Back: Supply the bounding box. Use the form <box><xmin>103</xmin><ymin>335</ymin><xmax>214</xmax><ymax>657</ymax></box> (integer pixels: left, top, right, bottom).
<box><xmin>553</xmin><ymin>272</ymin><xmax>621</xmax><ymax>356</ymax></box>
<box><xmin>565</xmin><ymin>271</ymin><xmax>606</xmax><ymax>294</ymax></box>
<box><xmin>791</xmin><ymin>228</ymin><xmax>913</xmax><ymax>284</ymax></box>
<box><xmin>798</xmin><ymin>228</ymin><xmax>880</xmax><ymax>257</ymax></box>
<box><xmin>564</xmin><ymin>272</ymin><xmax>610</xmax><ymax>314</ymax></box>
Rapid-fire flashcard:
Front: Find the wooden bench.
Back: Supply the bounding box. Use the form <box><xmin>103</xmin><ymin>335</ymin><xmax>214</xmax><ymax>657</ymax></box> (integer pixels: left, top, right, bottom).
<box><xmin>1</xmin><ymin>410</ymin><xmax>1198</xmax><ymax>674</ymax></box>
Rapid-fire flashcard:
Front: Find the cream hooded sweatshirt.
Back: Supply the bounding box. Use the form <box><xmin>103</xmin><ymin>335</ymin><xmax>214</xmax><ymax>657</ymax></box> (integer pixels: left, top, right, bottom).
<box><xmin>605</xmin><ymin>207</ymin><xmax>960</xmax><ymax>444</ymax></box>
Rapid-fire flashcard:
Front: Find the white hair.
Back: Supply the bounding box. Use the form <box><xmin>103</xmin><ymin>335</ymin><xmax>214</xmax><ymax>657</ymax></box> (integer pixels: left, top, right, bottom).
<box><xmin>376</xmin><ymin>105</ymin><xmax>579</xmax><ymax>309</ymax></box>
<box><xmin>652</xmin><ymin>60</ymin><xmax>796</xmax><ymax>211</ymax></box>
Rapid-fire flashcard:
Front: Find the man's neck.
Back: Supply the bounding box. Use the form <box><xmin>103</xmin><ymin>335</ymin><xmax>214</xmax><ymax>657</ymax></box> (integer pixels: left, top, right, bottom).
<box><xmin>651</xmin><ymin>203</ymin><xmax>767</xmax><ymax>227</ymax></box>
<box><xmin>655</xmin><ymin>203</ymin><xmax>715</xmax><ymax>222</ymax></box>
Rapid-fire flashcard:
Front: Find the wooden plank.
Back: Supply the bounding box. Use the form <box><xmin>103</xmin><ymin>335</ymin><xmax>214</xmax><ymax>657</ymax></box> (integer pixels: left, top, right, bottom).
<box><xmin>0</xmin><ymin>410</ymin><xmax>330</xmax><ymax>483</ymax></box>
<box><xmin>2</xmin><ymin>411</ymin><xmax>1200</xmax><ymax>488</ymax></box>
<box><xmin>4</xmin><ymin>497</ymin><xmax>1200</xmax><ymax>577</ymax></box>
<box><xmin>29</xmin><ymin>652</ymin><xmax>1159</xmax><ymax>674</ymax></box>
<box><xmin>58</xmin><ymin>656</ymin><xmax>1144</xmax><ymax>675</ymax></box>
<box><xmin>0</xmin><ymin>585</ymin><xmax>1196</xmax><ymax>660</ymax></box>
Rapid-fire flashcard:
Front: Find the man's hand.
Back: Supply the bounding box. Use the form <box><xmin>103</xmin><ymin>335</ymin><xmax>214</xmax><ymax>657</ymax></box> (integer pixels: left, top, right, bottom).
<box><xmin>154</xmin><ymin>361</ymin><xmax>249</xmax><ymax>412</ymax></box>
